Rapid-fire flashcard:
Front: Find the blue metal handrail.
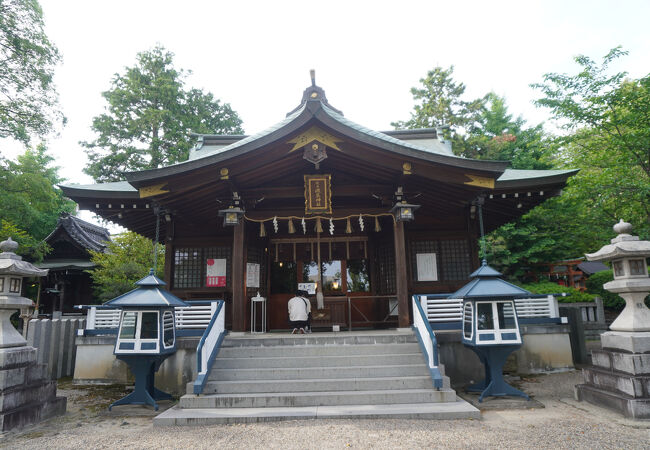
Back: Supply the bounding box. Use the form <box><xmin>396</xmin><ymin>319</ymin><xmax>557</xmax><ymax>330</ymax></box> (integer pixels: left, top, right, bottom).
<box><xmin>193</xmin><ymin>300</ymin><xmax>226</xmax><ymax>395</ymax></box>
<box><xmin>411</xmin><ymin>295</ymin><xmax>443</xmax><ymax>389</ymax></box>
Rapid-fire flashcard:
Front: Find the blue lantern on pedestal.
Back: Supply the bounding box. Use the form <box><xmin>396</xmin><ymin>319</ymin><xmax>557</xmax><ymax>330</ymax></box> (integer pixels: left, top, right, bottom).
<box><xmin>451</xmin><ymin>260</ymin><xmax>530</xmax><ymax>402</ymax></box>
<box><xmin>106</xmin><ymin>269</ymin><xmax>189</xmax><ymax>411</ymax></box>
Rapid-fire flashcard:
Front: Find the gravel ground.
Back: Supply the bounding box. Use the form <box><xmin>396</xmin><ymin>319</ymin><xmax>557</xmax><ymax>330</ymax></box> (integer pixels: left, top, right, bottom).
<box><xmin>1</xmin><ymin>371</ymin><xmax>649</xmax><ymax>449</ymax></box>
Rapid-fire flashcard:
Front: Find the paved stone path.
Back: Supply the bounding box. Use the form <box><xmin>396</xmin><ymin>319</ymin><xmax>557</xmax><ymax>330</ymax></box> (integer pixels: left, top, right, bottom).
<box><xmin>1</xmin><ymin>371</ymin><xmax>648</xmax><ymax>449</ymax></box>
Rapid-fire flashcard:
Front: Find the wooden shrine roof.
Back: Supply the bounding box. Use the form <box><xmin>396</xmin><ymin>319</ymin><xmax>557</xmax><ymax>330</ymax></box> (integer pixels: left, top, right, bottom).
<box><xmin>60</xmin><ymin>80</ymin><xmax>577</xmax><ymax>240</ymax></box>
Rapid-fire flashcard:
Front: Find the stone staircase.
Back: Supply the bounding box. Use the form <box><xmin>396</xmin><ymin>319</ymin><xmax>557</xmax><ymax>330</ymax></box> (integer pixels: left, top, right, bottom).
<box><xmin>154</xmin><ymin>330</ymin><xmax>479</xmax><ymax>425</ymax></box>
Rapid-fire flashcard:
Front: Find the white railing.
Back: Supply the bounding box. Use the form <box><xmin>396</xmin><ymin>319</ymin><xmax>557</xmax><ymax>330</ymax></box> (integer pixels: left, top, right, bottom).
<box><xmin>412</xmin><ymin>296</ymin><xmax>443</xmax><ymax>389</ymax></box>
<box><xmin>175</xmin><ymin>302</ymin><xmax>218</xmax><ymax>329</ymax></box>
<box><xmin>422</xmin><ymin>297</ymin><xmax>464</xmax><ymax>323</ymax></box>
<box><xmin>423</xmin><ymin>295</ymin><xmax>560</xmax><ymax>326</ymax></box>
<box><xmin>194</xmin><ymin>300</ymin><xmax>226</xmax><ymax>394</ymax></box>
<box><xmin>86</xmin><ymin>308</ymin><xmax>121</xmax><ymax>331</ymax></box>
<box><xmin>79</xmin><ymin>301</ymin><xmax>220</xmax><ymax>335</ymax></box>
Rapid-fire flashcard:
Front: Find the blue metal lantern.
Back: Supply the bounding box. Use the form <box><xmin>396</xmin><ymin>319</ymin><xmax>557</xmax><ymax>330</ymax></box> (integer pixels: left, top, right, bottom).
<box><xmin>105</xmin><ymin>269</ymin><xmax>189</xmax><ymax>410</ymax></box>
<box><xmin>451</xmin><ymin>261</ymin><xmax>530</xmax><ymax>402</ymax></box>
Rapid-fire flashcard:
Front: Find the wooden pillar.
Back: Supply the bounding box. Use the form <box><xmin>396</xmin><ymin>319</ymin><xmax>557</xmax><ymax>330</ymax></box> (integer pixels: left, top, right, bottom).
<box><xmin>232</xmin><ymin>220</ymin><xmax>246</xmax><ymax>332</ymax></box>
<box><xmin>163</xmin><ymin>227</ymin><xmax>174</xmax><ymax>286</ymax></box>
<box><xmin>393</xmin><ymin>220</ymin><xmax>410</xmax><ymax>327</ymax></box>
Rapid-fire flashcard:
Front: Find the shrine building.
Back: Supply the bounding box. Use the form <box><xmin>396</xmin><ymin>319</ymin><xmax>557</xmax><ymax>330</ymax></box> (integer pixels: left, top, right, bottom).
<box><xmin>61</xmin><ymin>77</ymin><xmax>576</xmax><ymax>333</ymax></box>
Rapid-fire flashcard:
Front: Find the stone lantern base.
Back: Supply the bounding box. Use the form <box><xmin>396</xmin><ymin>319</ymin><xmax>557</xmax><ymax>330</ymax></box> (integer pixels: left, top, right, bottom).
<box><xmin>575</xmin><ymin>331</ymin><xmax>650</xmax><ymax>419</ymax></box>
<box><xmin>0</xmin><ymin>345</ymin><xmax>67</xmax><ymax>430</ymax></box>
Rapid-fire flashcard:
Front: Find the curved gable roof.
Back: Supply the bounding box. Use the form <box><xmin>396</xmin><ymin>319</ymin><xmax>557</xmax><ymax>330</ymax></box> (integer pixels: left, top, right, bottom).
<box><xmin>123</xmin><ymin>92</ymin><xmax>509</xmax><ymax>187</ymax></box>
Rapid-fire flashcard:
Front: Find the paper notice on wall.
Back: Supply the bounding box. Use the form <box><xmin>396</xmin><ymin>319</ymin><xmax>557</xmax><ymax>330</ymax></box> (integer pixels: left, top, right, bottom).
<box><xmin>206</xmin><ymin>258</ymin><xmax>226</xmax><ymax>287</ymax></box>
<box><xmin>246</xmin><ymin>263</ymin><xmax>260</xmax><ymax>288</ymax></box>
<box><xmin>416</xmin><ymin>253</ymin><xmax>438</xmax><ymax>281</ymax></box>
<box><xmin>298</xmin><ymin>282</ymin><xmax>316</xmax><ymax>295</ymax></box>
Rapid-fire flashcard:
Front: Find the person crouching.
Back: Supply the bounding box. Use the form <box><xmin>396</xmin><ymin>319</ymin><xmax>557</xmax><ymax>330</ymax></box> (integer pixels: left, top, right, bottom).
<box><xmin>288</xmin><ymin>290</ymin><xmax>311</xmax><ymax>334</ymax></box>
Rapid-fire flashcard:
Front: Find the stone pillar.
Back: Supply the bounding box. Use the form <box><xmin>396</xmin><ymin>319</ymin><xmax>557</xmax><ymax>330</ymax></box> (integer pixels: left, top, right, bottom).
<box><xmin>393</xmin><ymin>220</ymin><xmax>410</xmax><ymax>328</ymax></box>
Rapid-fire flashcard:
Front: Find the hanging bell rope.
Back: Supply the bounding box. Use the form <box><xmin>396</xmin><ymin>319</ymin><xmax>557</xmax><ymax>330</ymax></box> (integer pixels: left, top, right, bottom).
<box><xmin>314</xmin><ymin>218</ymin><xmax>323</xmax><ymax>233</ymax></box>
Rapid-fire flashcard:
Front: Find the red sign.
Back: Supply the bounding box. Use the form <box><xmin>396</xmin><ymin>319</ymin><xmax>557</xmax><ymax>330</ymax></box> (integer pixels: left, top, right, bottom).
<box><xmin>206</xmin><ymin>258</ymin><xmax>226</xmax><ymax>287</ymax></box>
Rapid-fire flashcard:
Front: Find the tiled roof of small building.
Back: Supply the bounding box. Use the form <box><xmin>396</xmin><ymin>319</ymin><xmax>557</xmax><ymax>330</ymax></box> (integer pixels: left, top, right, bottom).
<box><xmin>44</xmin><ymin>212</ymin><xmax>111</xmax><ymax>253</ymax></box>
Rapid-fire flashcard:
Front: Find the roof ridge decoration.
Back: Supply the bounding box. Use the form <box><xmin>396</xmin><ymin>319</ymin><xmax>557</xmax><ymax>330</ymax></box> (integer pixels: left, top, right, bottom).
<box><xmin>286</xmin><ymin>70</ymin><xmax>343</xmax><ymax>117</ymax></box>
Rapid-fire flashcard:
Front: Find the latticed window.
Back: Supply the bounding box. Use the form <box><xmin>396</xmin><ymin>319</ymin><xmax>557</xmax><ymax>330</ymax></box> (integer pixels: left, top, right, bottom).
<box><xmin>440</xmin><ymin>240</ymin><xmax>471</xmax><ymax>281</ymax></box>
<box><xmin>173</xmin><ymin>247</ymin><xmax>231</xmax><ymax>289</ymax></box>
<box><xmin>375</xmin><ymin>242</ymin><xmax>396</xmax><ymax>294</ymax></box>
<box><xmin>411</xmin><ymin>239</ymin><xmax>472</xmax><ymax>282</ymax></box>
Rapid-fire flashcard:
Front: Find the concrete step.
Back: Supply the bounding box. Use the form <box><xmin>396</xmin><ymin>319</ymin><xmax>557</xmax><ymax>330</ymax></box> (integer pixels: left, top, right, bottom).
<box><xmin>198</xmin><ymin>376</ymin><xmax>434</xmax><ymax>395</ymax></box>
<box><xmin>212</xmin><ymin>353</ymin><xmax>425</xmax><ymax>369</ymax></box>
<box><xmin>213</xmin><ymin>353</ymin><xmax>424</xmax><ymax>369</ymax></box>
<box><xmin>179</xmin><ymin>388</ymin><xmax>457</xmax><ymax>408</ymax></box>
<box><xmin>154</xmin><ymin>399</ymin><xmax>481</xmax><ymax>426</ymax></box>
<box><xmin>222</xmin><ymin>332</ymin><xmax>418</xmax><ymax>348</ymax></box>
<box><xmin>208</xmin><ymin>364</ymin><xmax>430</xmax><ymax>381</ymax></box>
<box><xmin>217</xmin><ymin>342</ymin><xmax>421</xmax><ymax>358</ymax></box>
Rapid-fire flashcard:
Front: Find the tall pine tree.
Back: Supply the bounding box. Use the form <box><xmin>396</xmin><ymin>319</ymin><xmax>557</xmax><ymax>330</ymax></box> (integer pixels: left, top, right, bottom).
<box><xmin>82</xmin><ymin>46</ymin><xmax>244</xmax><ymax>182</ymax></box>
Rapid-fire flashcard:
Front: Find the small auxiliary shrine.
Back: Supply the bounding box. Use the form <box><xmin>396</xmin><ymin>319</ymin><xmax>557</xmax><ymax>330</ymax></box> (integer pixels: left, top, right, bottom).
<box><xmin>107</xmin><ymin>269</ymin><xmax>189</xmax><ymax>411</ymax></box>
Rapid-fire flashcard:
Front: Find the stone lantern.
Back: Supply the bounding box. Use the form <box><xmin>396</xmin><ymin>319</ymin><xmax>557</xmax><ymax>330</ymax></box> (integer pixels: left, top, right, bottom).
<box><xmin>585</xmin><ymin>219</ymin><xmax>650</xmax><ymax>333</ymax></box>
<box><xmin>0</xmin><ymin>237</ymin><xmax>47</xmax><ymax>348</ymax></box>
<box><xmin>576</xmin><ymin>220</ymin><xmax>650</xmax><ymax>419</ymax></box>
<box><xmin>0</xmin><ymin>237</ymin><xmax>66</xmax><ymax>430</ymax></box>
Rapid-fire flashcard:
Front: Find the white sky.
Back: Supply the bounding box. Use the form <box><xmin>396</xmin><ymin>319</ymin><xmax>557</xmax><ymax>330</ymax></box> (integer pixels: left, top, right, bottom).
<box><xmin>1</xmin><ymin>0</ymin><xmax>649</xmax><ymax>195</ymax></box>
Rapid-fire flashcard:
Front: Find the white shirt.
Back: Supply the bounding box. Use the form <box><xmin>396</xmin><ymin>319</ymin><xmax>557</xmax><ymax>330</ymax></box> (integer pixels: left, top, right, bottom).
<box><xmin>288</xmin><ymin>296</ymin><xmax>311</xmax><ymax>321</ymax></box>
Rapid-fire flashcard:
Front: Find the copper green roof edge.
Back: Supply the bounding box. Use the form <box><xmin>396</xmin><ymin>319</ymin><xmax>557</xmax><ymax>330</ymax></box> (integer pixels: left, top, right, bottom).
<box><xmin>495</xmin><ymin>168</ymin><xmax>579</xmax><ymax>189</ymax></box>
<box><xmin>123</xmin><ymin>98</ymin><xmax>509</xmax><ymax>184</ymax></box>
<box><xmin>59</xmin><ymin>181</ymin><xmax>138</xmax><ymax>199</ymax></box>
<box><xmin>497</xmin><ymin>169</ymin><xmax>579</xmax><ymax>181</ymax></box>
<box><xmin>35</xmin><ymin>260</ymin><xmax>95</xmax><ymax>270</ymax></box>
<box><xmin>123</xmin><ymin>104</ymin><xmax>309</xmax><ymax>184</ymax></box>
<box><xmin>319</xmin><ymin>105</ymin><xmax>511</xmax><ymax>172</ymax></box>
<box><xmin>321</xmin><ymin>105</ymin><xmax>455</xmax><ymax>157</ymax></box>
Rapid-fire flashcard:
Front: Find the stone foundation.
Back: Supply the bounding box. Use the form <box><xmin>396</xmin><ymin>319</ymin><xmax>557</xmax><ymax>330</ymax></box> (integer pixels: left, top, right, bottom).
<box><xmin>0</xmin><ymin>346</ymin><xmax>66</xmax><ymax>431</ymax></box>
<box><xmin>575</xmin><ymin>332</ymin><xmax>650</xmax><ymax>419</ymax></box>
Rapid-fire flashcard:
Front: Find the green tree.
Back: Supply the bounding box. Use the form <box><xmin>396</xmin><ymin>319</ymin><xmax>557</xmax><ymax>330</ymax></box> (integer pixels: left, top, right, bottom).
<box><xmin>532</xmin><ymin>47</ymin><xmax>650</xmax><ymax>237</ymax></box>
<box><xmin>0</xmin><ymin>219</ymin><xmax>49</xmax><ymax>260</ymax></box>
<box><xmin>487</xmin><ymin>48</ymin><xmax>650</xmax><ymax>277</ymax></box>
<box><xmin>0</xmin><ymin>0</ymin><xmax>64</xmax><ymax>144</ymax></box>
<box><xmin>392</xmin><ymin>66</ymin><xmax>484</xmax><ymax>155</ymax></box>
<box><xmin>393</xmin><ymin>68</ymin><xmax>553</xmax><ymax>170</ymax></box>
<box><xmin>82</xmin><ymin>46</ymin><xmax>244</xmax><ymax>182</ymax></box>
<box><xmin>88</xmin><ymin>231</ymin><xmax>165</xmax><ymax>302</ymax></box>
<box><xmin>0</xmin><ymin>145</ymin><xmax>74</xmax><ymax>260</ymax></box>
<box><xmin>462</xmin><ymin>93</ymin><xmax>553</xmax><ymax>170</ymax></box>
